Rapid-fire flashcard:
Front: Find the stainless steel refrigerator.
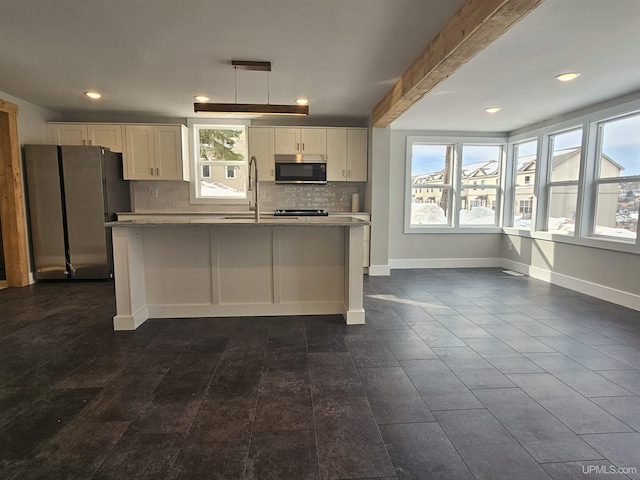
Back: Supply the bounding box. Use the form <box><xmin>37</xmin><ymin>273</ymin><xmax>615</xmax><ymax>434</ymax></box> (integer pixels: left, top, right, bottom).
<box><xmin>24</xmin><ymin>145</ymin><xmax>131</xmax><ymax>280</ymax></box>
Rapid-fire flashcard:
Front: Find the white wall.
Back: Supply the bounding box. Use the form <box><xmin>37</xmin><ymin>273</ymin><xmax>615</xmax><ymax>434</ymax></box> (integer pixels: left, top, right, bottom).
<box><xmin>503</xmin><ymin>235</ymin><xmax>640</xmax><ymax>308</ymax></box>
<box><xmin>0</xmin><ymin>90</ymin><xmax>58</xmax><ymax>144</ymax></box>
<box><xmin>367</xmin><ymin>127</ymin><xmax>391</xmax><ymax>275</ymax></box>
<box><xmin>388</xmin><ymin>129</ymin><xmax>503</xmax><ymax>267</ymax></box>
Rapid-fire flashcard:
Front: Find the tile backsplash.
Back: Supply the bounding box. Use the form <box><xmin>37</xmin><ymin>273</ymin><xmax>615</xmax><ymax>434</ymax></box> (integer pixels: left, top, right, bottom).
<box><xmin>132</xmin><ymin>181</ymin><xmax>366</xmax><ymax>213</ymax></box>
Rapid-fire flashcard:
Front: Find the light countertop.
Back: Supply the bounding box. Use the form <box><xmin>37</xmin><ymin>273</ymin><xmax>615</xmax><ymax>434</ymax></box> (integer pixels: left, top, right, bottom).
<box><xmin>107</xmin><ymin>214</ymin><xmax>369</xmax><ymax>227</ymax></box>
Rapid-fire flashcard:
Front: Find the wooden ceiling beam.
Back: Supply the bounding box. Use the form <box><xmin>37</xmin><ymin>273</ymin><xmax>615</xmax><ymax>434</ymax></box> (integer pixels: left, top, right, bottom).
<box><xmin>372</xmin><ymin>0</ymin><xmax>545</xmax><ymax>127</ymax></box>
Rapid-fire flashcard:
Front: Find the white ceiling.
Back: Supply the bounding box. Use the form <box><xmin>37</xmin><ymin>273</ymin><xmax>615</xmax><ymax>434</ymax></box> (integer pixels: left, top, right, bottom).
<box><xmin>1</xmin><ymin>0</ymin><xmax>640</xmax><ymax>133</ymax></box>
<box><xmin>392</xmin><ymin>0</ymin><xmax>640</xmax><ymax>133</ymax></box>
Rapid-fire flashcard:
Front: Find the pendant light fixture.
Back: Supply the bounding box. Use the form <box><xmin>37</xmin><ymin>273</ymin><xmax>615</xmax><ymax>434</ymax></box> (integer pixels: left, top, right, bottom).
<box><xmin>194</xmin><ymin>60</ymin><xmax>309</xmax><ymax>116</ymax></box>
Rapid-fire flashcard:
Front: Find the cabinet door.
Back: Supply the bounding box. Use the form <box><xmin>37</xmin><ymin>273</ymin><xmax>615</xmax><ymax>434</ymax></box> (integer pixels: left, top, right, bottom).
<box><xmin>248</xmin><ymin>127</ymin><xmax>275</xmax><ymax>181</ymax></box>
<box><xmin>154</xmin><ymin>126</ymin><xmax>184</xmax><ymax>180</ymax></box>
<box><xmin>347</xmin><ymin>129</ymin><xmax>368</xmax><ymax>181</ymax></box>
<box><xmin>88</xmin><ymin>124</ymin><xmax>123</xmax><ymax>152</ymax></box>
<box><xmin>300</xmin><ymin>128</ymin><xmax>326</xmax><ymax>154</ymax></box>
<box><xmin>326</xmin><ymin>129</ymin><xmax>347</xmax><ymax>181</ymax></box>
<box><xmin>274</xmin><ymin>128</ymin><xmax>300</xmax><ymax>154</ymax></box>
<box><xmin>48</xmin><ymin>124</ymin><xmax>88</xmax><ymax>146</ymax></box>
<box><xmin>124</xmin><ymin>125</ymin><xmax>155</xmax><ymax>180</ymax></box>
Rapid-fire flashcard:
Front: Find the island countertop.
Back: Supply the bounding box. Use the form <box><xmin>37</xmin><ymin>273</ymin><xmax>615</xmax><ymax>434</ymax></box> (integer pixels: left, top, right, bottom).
<box><xmin>107</xmin><ymin>214</ymin><xmax>369</xmax><ymax>227</ymax></box>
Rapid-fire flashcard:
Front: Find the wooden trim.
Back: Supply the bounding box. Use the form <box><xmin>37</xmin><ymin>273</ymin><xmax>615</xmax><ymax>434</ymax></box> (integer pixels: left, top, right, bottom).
<box><xmin>372</xmin><ymin>0</ymin><xmax>545</xmax><ymax>127</ymax></box>
<box><xmin>0</xmin><ymin>98</ymin><xmax>30</xmax><ymax>286</ymax></box>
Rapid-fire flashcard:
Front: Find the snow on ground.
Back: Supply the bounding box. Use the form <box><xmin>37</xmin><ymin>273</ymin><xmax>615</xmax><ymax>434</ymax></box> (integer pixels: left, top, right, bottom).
<box><xmin>200</xmin><ymin>181</ymin><xmax>245</xmax><ymax>198</ymax></box>
<box><xmin>459</xmin><ymin>206</ymin><xmax>495</xmax><ymax>224</ymax></box>
<box><xmin>411</xmin><ymin>203</ymin><xmax>447</xmax><ymax>224</ymax></box>
<box><xmin>412</xmin><ymin>203</ymin><xmax>636</xmax><ymax>238</ymax></box>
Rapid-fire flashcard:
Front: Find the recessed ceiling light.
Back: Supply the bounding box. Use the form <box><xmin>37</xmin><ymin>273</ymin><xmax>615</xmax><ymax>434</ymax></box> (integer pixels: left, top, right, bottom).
<box><xmin>485</xmin><ymin>107</ymin><xmax>501</xmax><ymax>113</ymax></box>
<box><xmin>295</xmin><ymin>98</ymin><xmax>309</xmax><ymax>105</ymax></box>
<box><xmin>556</xmin><ymin>72</ymin><xmax>581</xmax><ymax>82</ymax></box>
<box><xmin>194</xmin><ymin>95</ymin><xmax>210</xmax><ymax>102</ymax></box>
<box><xmin>84</xmin><ymin>91</ymin><xmax>102</xmax><ymax>100</ymax></box>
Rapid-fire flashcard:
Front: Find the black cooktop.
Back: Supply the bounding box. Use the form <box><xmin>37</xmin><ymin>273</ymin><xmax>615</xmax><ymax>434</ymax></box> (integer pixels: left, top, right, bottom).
<box><xmin>273</xmin><ymin>209</ymin><xmax>329</xmax><ymax>217</ymax></box>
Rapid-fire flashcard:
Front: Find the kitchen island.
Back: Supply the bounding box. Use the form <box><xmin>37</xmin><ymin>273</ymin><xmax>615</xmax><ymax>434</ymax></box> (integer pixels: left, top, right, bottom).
<box><xmin>107</xmin><ymin>215</ymin><xmax>368</xmax><ymax>330</ymax></box>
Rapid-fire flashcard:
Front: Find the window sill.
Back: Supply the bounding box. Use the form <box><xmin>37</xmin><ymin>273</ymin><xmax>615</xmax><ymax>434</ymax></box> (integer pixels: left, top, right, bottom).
<box><xmin>404</xmin><ymin>226</ymin><xmax>503</xmax><ymax>234</ymax></box>
<box><xmin>503</xmin><ymin>228</ymin><xmax>639</xmax><ymax>254</ymax></box>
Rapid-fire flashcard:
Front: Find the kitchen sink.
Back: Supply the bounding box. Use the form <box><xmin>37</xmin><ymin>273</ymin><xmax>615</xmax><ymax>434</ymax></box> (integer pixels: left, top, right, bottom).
<box><xmin>222</xmin><ymin>215</ymin><xmax>298</xmax><ymax>219</ymax></box>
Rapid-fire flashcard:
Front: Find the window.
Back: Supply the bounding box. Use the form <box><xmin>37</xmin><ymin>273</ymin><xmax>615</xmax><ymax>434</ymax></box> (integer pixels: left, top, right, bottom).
<box><xmin>194</xmin><ymin>125</ymin><xmax>247</xmax><ymax>199</ymax></box>
<box><xmin>512</xmin><ymin>139</ymin><xmax>537</xmax><ymax>230</ymax></box>
<box><xmin>409</xmin><ymin>143</ymin><xmax>454</xmax><ymax>226</ymax></box>
<box><xmin>459</xmin><ymin>144</ymin><xmax>502</xmax><ymax>226</ymax></box>
<box><xmin>546</xmin><ymin>128</ymin><xmax>583</xmax><ymax>235</ymax></box>
<box><xmin>407</xmin><ymin>138</ymin><xmax>504</xmax><ymax>230</ymax></box>
<box><xmin>592</xmin><ymin>113</ymin><xmax>640</xmax><ymax>241</ymax></box>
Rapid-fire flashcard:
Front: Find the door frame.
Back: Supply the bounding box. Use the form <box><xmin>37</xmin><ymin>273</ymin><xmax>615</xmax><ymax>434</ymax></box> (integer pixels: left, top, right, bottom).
<box><xmin>0</xmin><ymin>98</ymin><xmax>30</xmax><ymax>286</ymax></box>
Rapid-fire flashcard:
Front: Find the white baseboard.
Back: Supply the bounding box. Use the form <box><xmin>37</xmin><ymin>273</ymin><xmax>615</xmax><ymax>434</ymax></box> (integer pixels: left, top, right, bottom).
<box><xmin>390</xmin><ymin>258</ymin><xmax>503</xmax><ymax>269</ymax></box>
<box><xmin>368</xmin><ymin>264</ymin><xmax>391</xmax><ymax>276</ymax></box>
<box><xmin>501</xmin><ymin>259</ymin><xmax>640</xmax><ymax>311</ymax></box>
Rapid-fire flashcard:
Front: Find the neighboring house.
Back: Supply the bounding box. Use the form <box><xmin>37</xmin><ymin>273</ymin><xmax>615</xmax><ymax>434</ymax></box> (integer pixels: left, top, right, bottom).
<box><xmin>412</xmin><ymin>148</ymin><xmax>624</xmax><ymax>228</ymax></box>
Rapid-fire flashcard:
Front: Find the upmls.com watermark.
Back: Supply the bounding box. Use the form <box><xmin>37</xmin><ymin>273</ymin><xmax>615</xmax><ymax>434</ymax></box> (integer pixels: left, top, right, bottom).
<box><xmin>582</xmin><ymin>464</ymin><xmax>638</xmax><ymax>475</ymax></box>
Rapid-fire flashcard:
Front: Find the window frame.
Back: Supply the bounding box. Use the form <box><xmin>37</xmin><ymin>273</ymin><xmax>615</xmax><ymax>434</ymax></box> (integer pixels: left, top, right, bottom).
<box><xmin>404</xmin><ymin>135</ymin><xmax>507</xmax><ymax>234</ymax></box>
<box><xmin>542</xmin><ymin>127</ymin><xmax>585</xmax><ymax>236</ymax></box>
<box><xmin>588</xmin><ymin>112</ymin><xmax>640</xmax><ymax>242</ymax></box>
<box><xmin>507</xmin><ymin>138</ymin><xmax>539</xmax><ymax>231</ymax></box>
<box><xmin>505</xmin><ymin>96</ymin><xmax>640</xmax><ymax>254</ymax></box>
<box><xmin>188</xmin><ymin>119</ymin><xmax>250</xmax><ymax>205</ymax></box>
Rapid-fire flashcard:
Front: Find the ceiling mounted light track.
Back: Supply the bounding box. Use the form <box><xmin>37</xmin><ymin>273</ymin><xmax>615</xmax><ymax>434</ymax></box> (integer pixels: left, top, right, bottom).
<box><xmin>194</xmin><ymin>60</ymin><xmax>309</xmax><ymax>116</ymax></box>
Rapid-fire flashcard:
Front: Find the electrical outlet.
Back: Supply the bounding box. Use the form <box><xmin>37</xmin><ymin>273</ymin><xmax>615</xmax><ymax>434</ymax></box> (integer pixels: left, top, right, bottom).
<box><xmin>260</xmin><ymin>190</ymin><xmax>267</xmax><ymax>197</ymax></box>
<box><xmin>508</xmin><ymin>242</ymin><xmax>513</xmax><ymax>252</ymax></box>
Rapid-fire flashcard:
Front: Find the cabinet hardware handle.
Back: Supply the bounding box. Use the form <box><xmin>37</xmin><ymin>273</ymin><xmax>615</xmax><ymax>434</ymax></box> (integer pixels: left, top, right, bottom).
<box><xmin>82</xmin><ymin>140</ymin><xmax>86</xmax><ymax>146</ymax></box>
<box><xmin>271</xmin><ymin>168</ymin><xmax>274</xmax><ymax>177</ymax></box>
<box><xmin>296</xmin><ymin>142</ymin><xmax>299</xmax><ymax>151</ymax></box>
<box><xmin>302</xmin><ymin>143</ymin><xmax>305</xmax><ymax>150</ymax></box>
<box><xmin>348</xmin><ymin>169</ymin><xmax>351</xmax><ymax>177</ymax></box>
<box><xmin>342</xmin><ymin>169</ymin><xmax>346</xmax><ymax>178</ymax></box>
<box><xmin>156</xmin><ymin>168</ymin><xmax>160</xmax><ymax>176</ymax></box>
<box><xmin>89</xmin><ymin>140</ymin><xmax>92</xmax><ymax>145</ymax></box>
<box><xmin>150</xmin><ymin>168</ymin><xmax>154</xmax><ymax>176</ymax></box>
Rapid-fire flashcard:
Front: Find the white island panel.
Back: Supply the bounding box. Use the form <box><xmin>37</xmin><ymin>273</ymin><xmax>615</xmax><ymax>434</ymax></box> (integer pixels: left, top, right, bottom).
<box><xmin>217</xmin><ymin>226</ymin><xmax>274</xmax><ymax>305</ymax></box>
<box><xmin>144</xmin><ymin>227</ymin><xmax>213</xmax><ymax>305</ymax></box>
<box><xmin>277</xmin><ymin>227</ymin><xmax>344</xmax><ymax>303</ymax></box>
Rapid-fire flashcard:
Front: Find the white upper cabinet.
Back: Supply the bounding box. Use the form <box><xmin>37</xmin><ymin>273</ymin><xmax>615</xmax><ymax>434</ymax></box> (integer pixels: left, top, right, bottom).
<box><xmin>124</xmin><ymin>125</ymin><xmax>189</xmax><ymax>181</ymax></box>
<box><xmin>347</xmin><ymin>129</ymin><xmax>368</xmax><ymax>181</ymax></box>
<box><xmin>274</xmin><ymin>128</ymin><xmax>326</xmax><ymax>155</ymax></box>
<box><xmin>89</xmin><ymin>124</ymin><xmax>124</xmax><ymax>152</ymax></box>
<box><xmin>248</xmin><ymin>127</ymin><xmax>275</xmax><ymax>181</ymax></box>
<box><xmin>46</xmin><ymin>123</ymin><xmax>124</xmax><ymax>152</ymax></box>
<box><xmin>326</xmin><ymin>129</ymin><xmax>347</xmax><ymax>181</ymax></box>
<box><xmin>326</xmin><ymin>128</ymin><xmax>367</xmax><ymax>182</ymax></box>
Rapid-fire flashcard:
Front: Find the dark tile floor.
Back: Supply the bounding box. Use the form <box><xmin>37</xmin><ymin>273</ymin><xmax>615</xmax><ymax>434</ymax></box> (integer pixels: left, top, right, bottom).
<box><xmin>1</xmin><ymin>268</ymin><xmax>639</xmax><ymax>479</ymax></box>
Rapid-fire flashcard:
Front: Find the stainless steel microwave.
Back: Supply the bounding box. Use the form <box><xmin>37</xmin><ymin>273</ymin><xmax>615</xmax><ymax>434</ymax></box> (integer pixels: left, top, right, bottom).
<box><xmin>274</xmin><ymin>154</ymin><xmax>327</xmax><ymax>184</ymax></box>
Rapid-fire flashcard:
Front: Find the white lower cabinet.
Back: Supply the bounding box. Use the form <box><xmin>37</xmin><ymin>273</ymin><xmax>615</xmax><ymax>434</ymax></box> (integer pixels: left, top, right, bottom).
<box><xmin>351</xmin><ymin>214</ymin><xmax>370</xmax><ymax>267</ymax></box>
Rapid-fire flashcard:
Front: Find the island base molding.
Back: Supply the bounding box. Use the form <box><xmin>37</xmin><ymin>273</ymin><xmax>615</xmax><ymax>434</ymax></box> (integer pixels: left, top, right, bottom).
<box><xmin>111</xmin><ymin>223</ymin><xmax>366</xmax><ymax>330</ymax></box>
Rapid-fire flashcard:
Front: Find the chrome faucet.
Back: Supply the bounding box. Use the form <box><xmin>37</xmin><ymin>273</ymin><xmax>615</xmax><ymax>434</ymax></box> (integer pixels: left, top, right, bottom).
<box><xmin>248</xmin><ymin>155</ymin><xmax>260</xmax><ymax>222</ymax></box>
